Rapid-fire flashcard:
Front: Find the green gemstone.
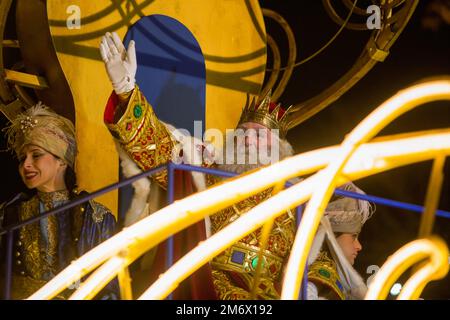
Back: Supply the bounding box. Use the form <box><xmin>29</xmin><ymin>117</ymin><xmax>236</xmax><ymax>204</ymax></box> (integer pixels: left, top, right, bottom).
<box><xmin>318</xmin><ymin>268</ymin><xmax>330</xmax><ymax>278</ymax></box>
<box><xmin>133</xmin><ymin>105</ymin><xmax>142</xmax><ymax>118</ymax></box>
<box><xmin>251</xmin><ymin>256</ymin><xmax>265</xmax><ymax>269</ymax></box>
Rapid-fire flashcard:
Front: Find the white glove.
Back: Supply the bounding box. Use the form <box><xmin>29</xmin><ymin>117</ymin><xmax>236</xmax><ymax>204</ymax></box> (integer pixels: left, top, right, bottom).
<box><xmin>99</xmin><ymin>32</ymin><xmax>137</xmax><ymax>95</ymax></box>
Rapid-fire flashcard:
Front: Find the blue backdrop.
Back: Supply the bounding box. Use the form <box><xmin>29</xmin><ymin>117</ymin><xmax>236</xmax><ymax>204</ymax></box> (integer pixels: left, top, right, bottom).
<box><xmin>124</xmin><ymin>14</ymin><xmax>206</xmax><ymax>134</ymax></box>
<box><xmin>120</xmin><ymin>15</ymin><xmax>206</xmax><ymax>224</ymax></box>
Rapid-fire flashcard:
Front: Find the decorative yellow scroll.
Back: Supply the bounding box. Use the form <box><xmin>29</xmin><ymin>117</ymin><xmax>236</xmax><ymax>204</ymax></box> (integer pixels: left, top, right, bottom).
<box><xmin>46</xmin><ymin>0</ymin><xmax>267</xmax><ymax>214</ymax></box>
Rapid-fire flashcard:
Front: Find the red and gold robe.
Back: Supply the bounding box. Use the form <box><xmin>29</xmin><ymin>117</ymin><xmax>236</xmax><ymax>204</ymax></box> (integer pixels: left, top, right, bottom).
<box><xmin>104</xmin><ymin>86</ymin><xmax>296</xmax><ymax>299</ymax></box>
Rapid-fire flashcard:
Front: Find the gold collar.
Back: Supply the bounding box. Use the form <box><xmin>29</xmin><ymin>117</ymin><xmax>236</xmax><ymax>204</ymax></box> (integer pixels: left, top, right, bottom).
<box><xmin>37</xmin><ymin>190</ymin><xmax>70</xmax><ymax>209</ymax></box>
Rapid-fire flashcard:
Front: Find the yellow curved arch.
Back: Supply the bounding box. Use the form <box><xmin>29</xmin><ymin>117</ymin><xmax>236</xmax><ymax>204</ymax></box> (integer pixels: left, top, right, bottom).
<box><xmin>47</xmin><ymin>0</ymin><xmax>267</xmax><ymax>215</ymax></box>
<box><xmin>365</xmin><ymin>237</ymin><xmax>449</xmax><ymax>300</ymax></box>
<box><xmin>281</xmin><ymin>77</ymin><xmax>450</xmax><ymax>299</ymax></box>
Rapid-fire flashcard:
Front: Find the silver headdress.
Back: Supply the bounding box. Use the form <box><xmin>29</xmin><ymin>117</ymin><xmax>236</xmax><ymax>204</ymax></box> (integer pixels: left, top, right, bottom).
<box><xmin>308</xmin><ymin>182</ymin><xmax>375</xmax><ymax>299</ymax></box>
<box><xmin>325</xmin><ymin>182</ymin><xmax>375</xmax><ymax>234</ymax></box>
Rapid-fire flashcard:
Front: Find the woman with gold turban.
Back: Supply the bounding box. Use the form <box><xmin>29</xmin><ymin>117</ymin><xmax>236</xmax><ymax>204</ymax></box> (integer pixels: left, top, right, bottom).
<box><xmin>0</xmin><ymin>103</ymin><xmax>118</xmax><ymax>299</ymax></box>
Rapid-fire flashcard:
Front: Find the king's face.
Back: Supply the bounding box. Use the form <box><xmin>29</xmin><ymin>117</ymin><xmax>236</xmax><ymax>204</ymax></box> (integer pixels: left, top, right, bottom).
<box><xmin>237</xmin><ymin>122</ymin><xmax>276</xmax><ymax>149</ymax></box>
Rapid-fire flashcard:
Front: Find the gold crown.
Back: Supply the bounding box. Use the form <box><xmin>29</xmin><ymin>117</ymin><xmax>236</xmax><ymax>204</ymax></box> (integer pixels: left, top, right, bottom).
<box><xmin>238</xmin><ymin>90</ymin><xmax>292</xmax><ymax>138</ymax></box>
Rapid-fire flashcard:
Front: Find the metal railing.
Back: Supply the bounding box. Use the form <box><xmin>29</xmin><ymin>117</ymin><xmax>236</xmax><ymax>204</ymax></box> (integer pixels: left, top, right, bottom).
<box><xmin>1</xmin><ymin>162</ymin><xmax>449</xmax><ymax>300</ymax></box>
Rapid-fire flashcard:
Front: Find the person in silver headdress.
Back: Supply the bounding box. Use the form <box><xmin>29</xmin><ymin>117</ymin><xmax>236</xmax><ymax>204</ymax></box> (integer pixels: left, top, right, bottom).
<box><xmin>306</xmin><ymin>182</ymin><xmax>375</xmax><ymax>300</ymax></box>
<box><xmin>0</xmin><ymin>103</ymin><xmax>118</xmax><ymax>299</ymax></box>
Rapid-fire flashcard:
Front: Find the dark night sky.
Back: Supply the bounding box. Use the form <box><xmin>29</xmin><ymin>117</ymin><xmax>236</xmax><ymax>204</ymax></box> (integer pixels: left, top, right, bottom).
<box><xmin>1</xmin><ymin>1</ymin><xmax>449</xmax><ymax>299</ymax></box>
<box><xmin>260</xmin><ymin>0</ymin><xmax>450</xmax><ymax>299</ymax></box>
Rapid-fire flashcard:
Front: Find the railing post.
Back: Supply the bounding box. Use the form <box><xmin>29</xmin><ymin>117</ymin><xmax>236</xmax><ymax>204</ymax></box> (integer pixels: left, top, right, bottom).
<box><xmin>166</xmin><ymin>162</ymin><xmax>175</xmax><ymax>300</ymax></box>
<box><xmin>3</xmin><ymin>231</ymin><xmax>13</xmax><ymax>300</ymax></box>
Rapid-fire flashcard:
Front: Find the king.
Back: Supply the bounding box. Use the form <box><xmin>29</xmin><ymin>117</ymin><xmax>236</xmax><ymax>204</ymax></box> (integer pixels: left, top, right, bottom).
<box><xmin>100</xmin><ymin>32</ymin><xmax>297</xmax><ymax>299</ymax></box>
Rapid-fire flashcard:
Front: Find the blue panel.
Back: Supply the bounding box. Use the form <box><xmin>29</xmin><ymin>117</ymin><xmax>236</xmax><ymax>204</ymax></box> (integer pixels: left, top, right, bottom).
<box><xmin>124</xmin><ymin>15</ymin><xmax>206</xmax><ymax>134</ymax></box>
<box><xmin>119</xmin><ymin>16</ymin><xmax>206</xmax><ymax>224</ymax></box>
<box><xmin>231</xmin><ymin>250</ymin><xmax>246</xmax><ymax>265</ymax></box>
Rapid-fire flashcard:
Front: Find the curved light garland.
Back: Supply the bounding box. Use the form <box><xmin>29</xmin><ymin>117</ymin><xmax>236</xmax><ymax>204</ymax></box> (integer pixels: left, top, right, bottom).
<box><xmin>365</xmin><ymin>237</ymin><xmax>449</xmax><ymax>300</ymax></box>
<box><xmin>26</xmin><ymin>78</ymin><xmax>450</xmax><ymax>300</ymax></box>
<box><xmin>281</xmin><ymin>78</ymin><xmax>450</xmax><ymax>299</ymax></box>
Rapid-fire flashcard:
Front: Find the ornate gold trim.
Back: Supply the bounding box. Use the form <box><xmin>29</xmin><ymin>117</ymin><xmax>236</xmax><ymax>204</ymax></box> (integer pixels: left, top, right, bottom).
<box><xmin>106</xmin><ymin>86</ymin><xmax>175</xmax><ymax>188</ymax></box>
<box><xmin>308</xmin><ymin>251</ymin><xmax>345</xmax><ymax>300</ymax></box>
<box><xmin>19</xmin><ymin>196</ymin><xmax>44</xmax><ymax>279</ymax></box>
<box><xmin>211</xmin><ymin>242</ymin><xmax>284</xmax><ymax>281</ymax></box>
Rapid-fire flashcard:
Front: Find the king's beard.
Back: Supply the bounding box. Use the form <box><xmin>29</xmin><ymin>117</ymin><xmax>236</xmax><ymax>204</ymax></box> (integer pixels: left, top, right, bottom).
<box><xmin>217</xmin><ymin>137</ymin><xmax>294</xmax><ymax>175</ymax></box>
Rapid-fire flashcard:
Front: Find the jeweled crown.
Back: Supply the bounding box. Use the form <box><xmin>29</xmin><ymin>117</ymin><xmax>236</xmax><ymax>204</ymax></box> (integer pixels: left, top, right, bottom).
<box><xmin>238</xmin><ymin>90</ymin><xmax>292</xmax><ymax>138</ymax></box>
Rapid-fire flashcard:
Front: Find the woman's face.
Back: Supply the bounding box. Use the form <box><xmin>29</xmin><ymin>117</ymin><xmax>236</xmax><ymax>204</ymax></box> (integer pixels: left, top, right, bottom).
<box><xmin>336</xmin><ymin>233</ymin><xmax>362</xmax><ymax>265</ymax></box>
<box><xmin>18</xmin><ymin>145</ymin><xmax>67</xmax><ymax>192</ymax></box>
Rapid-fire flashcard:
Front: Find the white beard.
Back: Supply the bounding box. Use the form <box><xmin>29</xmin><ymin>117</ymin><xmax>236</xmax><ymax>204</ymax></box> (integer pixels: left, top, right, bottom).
<box><xmin>217</xmin><ymin>137</ymin><xmax>294</xmax><ymax>174</ymax></box>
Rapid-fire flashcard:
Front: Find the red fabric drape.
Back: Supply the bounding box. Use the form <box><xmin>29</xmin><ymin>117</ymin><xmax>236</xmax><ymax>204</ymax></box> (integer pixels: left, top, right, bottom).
<box><xmin>147</xmin><ymin>169</ymin><xmax>217</xmax><ymax>299</ymax></box>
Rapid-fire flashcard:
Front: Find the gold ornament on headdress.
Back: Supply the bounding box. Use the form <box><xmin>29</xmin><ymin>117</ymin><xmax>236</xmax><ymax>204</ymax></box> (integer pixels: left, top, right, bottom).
<box><xmin>20</xmin><ymin>116</ymin><xmax>38</xmax><ymax>132</ymax></box>
<box><xmin>4</xmin><ymin>102</ymin><xmax>77</xmax><ymax>168</ymax></box>
<box><xmin>237</xmin><ymin>90</ymin><xmax>294</xmax><ymax>138</ymax></box>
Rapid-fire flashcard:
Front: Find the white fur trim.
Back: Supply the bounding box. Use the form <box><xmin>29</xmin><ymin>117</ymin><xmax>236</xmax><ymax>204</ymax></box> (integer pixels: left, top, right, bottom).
<box><xmin>163</xmin><ymin>122</ymin><xmax>211</xmax><ymax>237</ymax></box>
<box><xmin>118</xmin><ymin>122</ymin><xmax>211</xmax><ymax>236</ymax></box>
<box><xmin>163</xmin><ymin>123</ymin><xmax>207</xmax><ymax>191</ymax></box>
<box><xmin>115</xmin><ymin>141</ymin><xmax>151</xmax><ymax>227</ymax></box>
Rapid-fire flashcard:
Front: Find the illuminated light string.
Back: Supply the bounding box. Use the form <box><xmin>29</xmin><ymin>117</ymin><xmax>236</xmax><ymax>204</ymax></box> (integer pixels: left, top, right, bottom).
<box><xmin>27</xmin><ymin>128</ymin><xmax>450</xmax><ymax>300</ymax></box>
<box><xmin>27</xmin><ymin>78</ymin><xmax>450</xmax><ymax>300</ymax></box>
<box><xmin>69</xmin><ymin>256</ymin><xmax>127</xmax><ymax>300</ymax></box>
<box><xmin>139</xmin><ymin>134</ymin><xmax>450</xmax><ymax>299</ymax></box>
<box><xmin>390</xmin><ymin>283</ymin><xmax>402</xmax><ymax>296</ymax></box>
<box><xmin>365</xmin><ymin>237</ymin><xmax>449</xmax><ymax>300</ymax></box>
<box><xmin>281</xmin><ymin>78</ymin><xmax>450</xmax><ymax>299</ymax></box>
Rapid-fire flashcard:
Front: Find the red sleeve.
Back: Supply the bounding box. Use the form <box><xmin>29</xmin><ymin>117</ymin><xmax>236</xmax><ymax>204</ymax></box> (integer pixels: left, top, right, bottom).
<box><xmin>104</xmin><ymin>91</ymin><xmax>119</xmax><ymax>124</ymax></box>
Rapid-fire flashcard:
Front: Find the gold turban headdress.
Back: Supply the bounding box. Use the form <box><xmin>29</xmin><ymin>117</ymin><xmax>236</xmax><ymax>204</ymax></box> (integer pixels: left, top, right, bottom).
<box><xmin>4</xmin><ymin>102</ymin><xmax>76</xmax><ymax>168</ymax></box>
